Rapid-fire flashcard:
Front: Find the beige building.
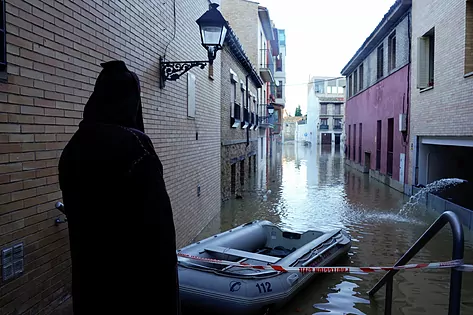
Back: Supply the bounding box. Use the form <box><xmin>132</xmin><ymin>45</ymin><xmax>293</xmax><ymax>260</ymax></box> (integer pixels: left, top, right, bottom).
<box><xmin>409</xmin><ymin>0</ymin><xmax>473</xmax><ymax>189</ymax></box>
<box><xmin>221</xmin><ymin>0</ymin><xmax>279</xmax><ymax>189</ymax></box>
<box><xmin>0</xmin><ymin>0</ymin><xmax>221</xmax><ymax>313</ymax></box>
<box><xmin>220</xmin><ymin>24</ymin><xmax>263</xmax><ymax>201</ymax></box>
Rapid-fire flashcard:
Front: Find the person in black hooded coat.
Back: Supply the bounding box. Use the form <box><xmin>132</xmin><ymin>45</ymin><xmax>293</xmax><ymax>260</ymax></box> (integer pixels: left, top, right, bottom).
<box><xmin>58</xmin><ymin>60</ymin><xmax>180</xmax><ymax>314</ymax></box>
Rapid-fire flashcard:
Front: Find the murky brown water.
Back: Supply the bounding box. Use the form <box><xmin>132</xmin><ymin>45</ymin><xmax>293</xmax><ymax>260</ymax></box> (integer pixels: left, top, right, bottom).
<box><xmin>196</xmin><ymin>142</ymin><xmax>473</xmax><ymax>315</ymax></box>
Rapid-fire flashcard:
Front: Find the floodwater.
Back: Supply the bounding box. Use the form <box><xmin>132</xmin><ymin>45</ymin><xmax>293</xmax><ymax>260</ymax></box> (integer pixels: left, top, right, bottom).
<box><xmin>196</xmin><ymin>142</ymin><xmax>473</xmax><ymax>315</ymax></box>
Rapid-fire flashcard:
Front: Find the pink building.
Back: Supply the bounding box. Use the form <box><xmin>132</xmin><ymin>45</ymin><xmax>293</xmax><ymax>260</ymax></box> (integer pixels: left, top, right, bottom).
<box><xmin>340</xmin><ymin>0</ymin><xmax>412</xmax><ymax>193</ymax></box>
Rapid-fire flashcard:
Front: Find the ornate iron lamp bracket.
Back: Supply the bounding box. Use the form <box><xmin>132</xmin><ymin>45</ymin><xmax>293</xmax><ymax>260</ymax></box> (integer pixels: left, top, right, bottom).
<box><xmin>159</xmin><ymin>57</ymin><xmax>209</xmax><ymax>89</ymax></box>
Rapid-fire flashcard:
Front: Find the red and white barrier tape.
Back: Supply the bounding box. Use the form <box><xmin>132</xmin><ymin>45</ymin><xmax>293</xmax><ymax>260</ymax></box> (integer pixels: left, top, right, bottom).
<box><xmin>177</xmin><ymin>253</ymin><xmax>471</xmax><ymax>274</ymax></box>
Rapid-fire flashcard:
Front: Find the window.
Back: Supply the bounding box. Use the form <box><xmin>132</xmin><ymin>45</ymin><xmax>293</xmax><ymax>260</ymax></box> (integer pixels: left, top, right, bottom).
<box><xmin>320</xmin><ymin>104</ymin><xmax>327</xmax><ymax>115</ymax></box>
<box><xmin>417</xmin><ymin>28</ymin><xmax>435</xmax><ymax>89</ymax></box>
<box><xmin>230</xmin><ymin>80</ymin><xmax>236</xmax><ymax>104</ymax></box>
<box><xmin>314</xmin><ymin>80</ymin><xmax>324</xmax><ymax>93</ymax></box>
<box><xmin>348</xmin><ymin>74</ymin><xmax>352</xmax><ymax>97</ymax></box>
<box><xmin>334</xmin><ymin>118</ymin><xmax>342</xmax><ymax>129</ymax></box>
<box><xmin>388</xmin><ymin>31</ymin><xmax>396</xmax><ymax>71</ymax></box>
<box><xmin>377</xmin><ymin>44</ymin><xmax>384</xmax><ymax>80</ymax></box>
<box><xmin>0</xmin><ymin>0</ymin><xmax>6</xmax><ymax>74</ymax></box>
<box><xmin>334</xmin><ymin>104</ymin><xmax>341</xmax><ymax>115</ymax></box>
<box><xmin>276</xmin><ymin>80</ymin><xmax>283</xmax><ymax>98</ymax></box>
<box><xmin>353</xmin><ymin>69</ymin><xmax>358</xmax><ymax>93</ymax></box>
<box><xmin>465</xmin><ymin>0</ymin><xmax>473</xmax><ymax>74</ymax></box>
<box><xmin>276</xmin><ymin>54</ymin><xmax>283</xmax><ymax>71</ymax></box>
<box><xmin>230</xmin><ymin>73</ymin><xmax>240</xmax><ymax>127</ymax></box>
<box><xmin>320</xmin><ymin>118</ymin><xmax>328</xmax><ymax>125</ymax></box>
<box><xmin>359</xmin><ymin>63</ymin><xmax>364</xmax><ymax>90</ymax></box>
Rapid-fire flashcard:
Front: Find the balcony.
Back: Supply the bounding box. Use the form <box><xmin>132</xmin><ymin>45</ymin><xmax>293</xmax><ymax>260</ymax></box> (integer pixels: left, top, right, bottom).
<box><xmin>334</xmin><ymin>125</ymin><xmax>343</xmax><ymax>130</ymax></box>
<box><xmin>259</xmin><ymin>48</ymin><xmax>275</xmax><ymax>83</ymax></box>
<box><xmin>320</xmin><ymin>125</ymin><xmax>329</xmax><ymax>130</ymax></box>
<box><xmin>258</xmin><ymin>116</ymin><xmax>274</xmax><ymax>129</ymax></box>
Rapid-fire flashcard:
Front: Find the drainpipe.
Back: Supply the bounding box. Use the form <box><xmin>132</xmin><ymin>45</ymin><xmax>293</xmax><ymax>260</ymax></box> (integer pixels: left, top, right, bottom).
<box><xmin>246</xmin><ymin>74</ymin><xmax>250</xmax><ymax>147</ymax></box>
<box><xmin>405</xmin><ymin>10</ymin><xmax>412</xmax><ymax>188</ymax></box>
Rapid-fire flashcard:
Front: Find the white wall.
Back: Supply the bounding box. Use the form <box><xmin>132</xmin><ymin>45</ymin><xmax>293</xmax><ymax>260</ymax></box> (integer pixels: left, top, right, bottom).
<box><xmin>295</xmin><ymin>123</ymin><xmax>309</xmax><ymax>142</ymax></box>
<box><xmin>306</xmin><ymin>84</ymin><xmax>320</xmax><ymax>145</ymax></box>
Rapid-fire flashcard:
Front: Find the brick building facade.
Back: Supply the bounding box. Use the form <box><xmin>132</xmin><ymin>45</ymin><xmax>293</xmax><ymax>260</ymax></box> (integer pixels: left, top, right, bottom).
<box><xmin>408</xmin><ymin>0</ymin><xmax>473</xmax><ymax>189</ymax></box>
<box><xmin>220</xmin><ymin>25</ymin><xmax>262</xmax><ymax>201</ymax></box>
<box><xmin>0</xmin><ymin>0</ymin><xmax>221</xmax><ymax>313</ymax></box>
<box><xmin>341</xmin><ymin>0</ymin><xmax>411</xmax><ymax>193</ymax></box>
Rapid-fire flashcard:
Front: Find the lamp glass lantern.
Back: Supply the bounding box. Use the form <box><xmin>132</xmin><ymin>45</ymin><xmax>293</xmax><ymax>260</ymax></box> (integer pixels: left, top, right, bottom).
<box><xmin>267</xmin><ymin>104</ymin><xmax>275</xmax><ymax>115</ymax></box>
<box><xmin>196</xmin><ymin>3</ymin><xmax>228</xmax><ymax>64</ymax></box>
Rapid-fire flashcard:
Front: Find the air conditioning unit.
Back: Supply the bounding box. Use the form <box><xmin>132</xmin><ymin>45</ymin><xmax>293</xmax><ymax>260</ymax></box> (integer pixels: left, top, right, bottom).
<box><xmin>399</xmin><ymin>113</ymin><xmax>407</xmax><ymax>132</ymax></box>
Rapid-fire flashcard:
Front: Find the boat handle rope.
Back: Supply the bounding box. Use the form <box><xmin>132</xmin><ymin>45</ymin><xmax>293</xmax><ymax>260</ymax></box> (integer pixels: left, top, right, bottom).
<box><xmin>177</xmin><ymin>253</ymin><xmax>471</xmax><ymax>274</ymax></box>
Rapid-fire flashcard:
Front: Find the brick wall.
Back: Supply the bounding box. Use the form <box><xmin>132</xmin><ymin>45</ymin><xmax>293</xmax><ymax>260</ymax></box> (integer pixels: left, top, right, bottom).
<box><xmin>0</xmin><ymin>0</ymin><xmax>221</xmax><ymax>313</ymax></box>
<box><xmin>408</xmin><ymin>0</ymin><xmax>473</xmax><ymax>185</ymax></box>
<box><xmin>220</xmin><ymin>46</ymin><xmax>258</xmax><ymax>200</ymax></box>
<box><xmin>220</xmin><ymin>0</ymin><xmax>259</xmax><ymax>69</ymax></box>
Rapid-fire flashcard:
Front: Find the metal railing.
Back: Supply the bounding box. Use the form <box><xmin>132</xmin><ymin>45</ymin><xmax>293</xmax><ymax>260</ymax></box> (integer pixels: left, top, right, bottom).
<box><xmin>368</xmin><ymin>211</ymin><xmax>464</xmax><ymax>315</ymax></box>
<box><xmin>259</xmin><ymin>48</ymin><xmax>275</xmax><ymax>76</ymax></box>
<box><xmin>320</xmin><ymin>125</ymin><xmax>329</xmax><ymax>130</ymax></box>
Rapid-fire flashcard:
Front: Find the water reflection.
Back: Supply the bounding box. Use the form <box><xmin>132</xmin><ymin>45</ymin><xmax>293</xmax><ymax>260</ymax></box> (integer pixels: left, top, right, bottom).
<box><xmin>196</xmin><ymin>142</ymin><xmax>473</xmax><ymax>315</ymax></box>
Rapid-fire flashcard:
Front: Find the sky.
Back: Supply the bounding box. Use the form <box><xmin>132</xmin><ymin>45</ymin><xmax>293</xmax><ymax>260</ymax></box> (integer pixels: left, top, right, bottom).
<box><xmin>257</xmin><ymin>0</ymin><xmax>396</xmax><ymax>116</ymax></box>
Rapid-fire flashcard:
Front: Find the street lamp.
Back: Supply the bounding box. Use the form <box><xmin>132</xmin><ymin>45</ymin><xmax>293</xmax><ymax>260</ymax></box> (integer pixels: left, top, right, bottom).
<box><xmin>197</xmin><ymin>3</ymin><xmax>227</xmax><ymax>64</ymax></box>
<box><xmin>159</xmin><ymin>3</ymin><xmax>228</xmax><ymax>88</ymax></box>
<box><xmin>267</xmin><ymin>104</ymin><xmax>275</xmax><ymax>115</ymax></box>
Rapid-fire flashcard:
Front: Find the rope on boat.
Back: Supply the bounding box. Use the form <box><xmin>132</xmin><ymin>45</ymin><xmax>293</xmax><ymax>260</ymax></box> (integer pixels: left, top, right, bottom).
<box><xmin>177</xmin><ymin>253</ymin><xmax>470</xmax><ymax>274</ymax></box>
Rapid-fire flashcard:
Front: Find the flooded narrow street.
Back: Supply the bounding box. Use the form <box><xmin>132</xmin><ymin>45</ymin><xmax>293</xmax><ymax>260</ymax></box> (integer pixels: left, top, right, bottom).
<box><xmin>197</xmin><ymin>142</ymin><xmax>473</xmax><ymax>315</ymax></box>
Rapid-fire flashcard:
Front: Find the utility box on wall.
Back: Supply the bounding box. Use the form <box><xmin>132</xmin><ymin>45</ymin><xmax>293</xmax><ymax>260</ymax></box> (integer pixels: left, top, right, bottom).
<box><xmin>399</xmin><ymin>113</ymin><xmax>407</xmax><ymax>132</ymax></box>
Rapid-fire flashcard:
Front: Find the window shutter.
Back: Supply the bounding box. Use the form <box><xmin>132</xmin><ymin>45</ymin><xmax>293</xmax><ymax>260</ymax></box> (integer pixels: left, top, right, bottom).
<box><xmin>187</xmin><ymin>72</ymin><xmax>196</xmax><ymax>118</ymax></box>
<box><xmin>417</xmin><ymin>37</ymin><xmax>429</xmax><ymax>89</ymax></box>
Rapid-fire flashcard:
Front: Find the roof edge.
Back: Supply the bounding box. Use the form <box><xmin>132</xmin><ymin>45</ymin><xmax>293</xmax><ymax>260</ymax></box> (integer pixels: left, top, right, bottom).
<box><xmin>224</xmin><ymin>22</ymin><xmax>264</xmax><ymax>88</ymax></box>
<box><xmin>340</xmin><ymin>0</ymin><xmax>411</xmax><ymax>76</ymax></box>
<box><xmin>258</xmin><ymin>6</ymin><xmax>275</xmax><ymax>41</ymax></box>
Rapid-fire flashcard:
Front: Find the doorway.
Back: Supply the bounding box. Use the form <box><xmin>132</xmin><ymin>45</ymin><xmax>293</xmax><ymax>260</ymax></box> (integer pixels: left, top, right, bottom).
<box><xmin>387</xmin><ymin>118</ymin><xmax>394</xmax><ymax>176</ymax></box>
<box><xmin>334</xmin><ymin>133</ymin><xmax>341</xmax><ymax>145</ymax></box>
<box><xmin>376</xmin><ymin>120</ymin><xmax>381</xmax><ymax>170</ymax></box>
<box><xmin>322</xmin><ymin>133</ymin><xmax>331</xmax><ymax>144</ymax></box>
<box><xmin>364</xmin><ymin>152</ymin><xmax>371</xmax><ymax>173</ymax></box>
<box><xmin>231</xmin><ymin>163</ymin><xmax>236</xmax><ymax>194</ymax></box>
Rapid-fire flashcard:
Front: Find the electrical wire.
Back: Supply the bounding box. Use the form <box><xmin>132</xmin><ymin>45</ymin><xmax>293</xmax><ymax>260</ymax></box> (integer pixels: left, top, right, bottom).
<box><xmin>163</xmin><ymin>0</ymin><xmax>177</xmax><ymax>58</ymax></box>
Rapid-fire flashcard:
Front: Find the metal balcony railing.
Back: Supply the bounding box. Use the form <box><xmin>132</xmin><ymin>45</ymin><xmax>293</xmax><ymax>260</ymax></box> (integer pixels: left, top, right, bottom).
<box><xmin>259</xmin><ymin>48</ymin><xmax>275</xmax><ymax>77</ymax></box>
<box><xmin>320</xmin><ymin>125</ymin><xmax>329</xmax><ymax>130</ymax></box>
<box><xmin>368</xmin><ymin>211</ymin><xmax>464</xmax><ymax>315</ymax></box>
<box><xmin>334</xmin><ymin>125</ymin><xmax>343</xmax><ymax>130</ymax></box>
